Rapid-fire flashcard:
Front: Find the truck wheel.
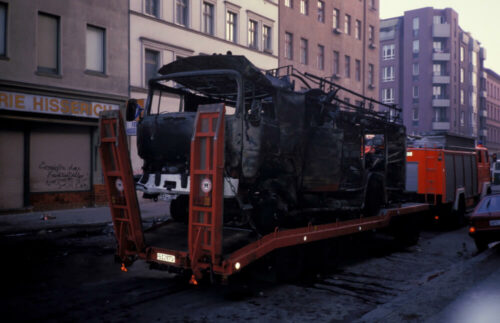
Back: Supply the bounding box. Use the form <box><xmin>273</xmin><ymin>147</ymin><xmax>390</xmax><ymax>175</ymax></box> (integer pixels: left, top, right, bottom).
<box><xmin>474</xmin><ymin>237</ymin><xmax>488</xmax><ymax>252</ymax></box>
<box><xmin>170</xmin><ymin>195</ymin><xmax>189</xmax><ymax>223</ymax></box>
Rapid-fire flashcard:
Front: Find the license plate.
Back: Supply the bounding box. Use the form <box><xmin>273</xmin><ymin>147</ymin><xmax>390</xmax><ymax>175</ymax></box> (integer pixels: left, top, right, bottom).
<box><xmin>489</xmin><ymin>220</ymin><xmax>500</xmax><ymax>226</ymax></box>
<box><xmin>159</xmin><ymin>194</ymin><xmax>174</xmax><ymax>201</ymax></box>
<box><xmin>157</xmin><ymin>252</ymin><xmax>176</xmax><ymax>263</ymax></box>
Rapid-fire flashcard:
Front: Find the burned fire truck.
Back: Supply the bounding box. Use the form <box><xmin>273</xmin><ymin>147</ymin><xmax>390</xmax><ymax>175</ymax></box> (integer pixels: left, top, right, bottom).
<box><xmin>129</xmin><ymin>55</ymin><xmax>406</xmax><ymax>233</ymax></box>
<box><xmin>99</xmin><ymin>54</ymin><xmax>427</xmax><ymax>282</ymax></box>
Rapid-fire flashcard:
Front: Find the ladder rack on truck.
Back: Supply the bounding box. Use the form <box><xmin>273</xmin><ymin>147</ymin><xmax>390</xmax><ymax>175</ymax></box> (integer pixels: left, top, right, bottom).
<box><xmin>99</xmin><ymin>108</ymin><xmax>428</xmax><ymax>283</ymax></box>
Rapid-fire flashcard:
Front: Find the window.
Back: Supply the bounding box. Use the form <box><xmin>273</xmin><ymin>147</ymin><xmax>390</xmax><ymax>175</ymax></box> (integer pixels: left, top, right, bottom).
<box><xmin>263</xmin><ymin>25</ymin><xmax>272</xmax><ymax>52</ymax></box>
<box><xmin>332</xmin><ymin>9</ymin><xmax>339</xmax><ymax>29</ymax></box>
<box><xmin>203</xmin><ymin>2</ymin><xmax>214</xmax><ymax>35</ymax></box>
<box><xmin>86</xmin><ymin>25</ymin><xmax>105</xmax><ymax>73</ymax></box>
<box><xmin>460</xmin><ymin>46</ymin><xmax>465</xmax><ymax>62</ymax></box>
<box><xmin>369</xmin><ymin>0</ymin><xmax>376</xmax><ymax>9</ymax></box>
<box><xmin>368</xmin><ymin>64</ymin><xmax>374</xmax><ymax>85</ymax></box>
<box><xmin>248</xmin><ymin>20</ymin><xmax>258</xmax><ymax>49</ymax></box>
<box><xmin>344</xmin><ymin>14</ymin><xmax>351</xmax><ymax>35</ymax></box>
<box><xmin>37</xmin><ymin>13</ymin><xmax>59</xmax><ymax>74</ymax></box>
<box><xmin>300</xmin><ymin>38</ymin><xmax>308</xmax><ymax>64</ymax></box>
<box><xmin>411</xmin><ymin>86</ymin><xmax>418</xmax><ymax>98</ymax></box>
<box><xmin>413</xmin><ymin>107</ymin><xmax>419</xmax><ymax>120</ymax></box>
<box><xmin>355</xmin><ymin>59</ymin><xmax>361</xmax><ymax>81</ymax></box>
<box><xmin>355</xmin><ymin>20</ymin><xmax>361</xmax><ymax>40</ymax></box>
<box><xmin>412</xmin><ymin>63</ymin><xmax>419</xmax><ymax>75</ymax></box>
<box><xmin>472</xmin><ymin>51</ymin><xmax>477</xmax><ymax>66</ymax></box>
<box><xmin>460</xmin><ymin>90</ymin><xmax>464</xmax><ymax>104</ymax></box>
<box><xmin>460</xmin><ymin>111</ymin><xmax>465</xmax><ymax>126</ymax></box>
<box><xmin>433</xmin><ymin>86</ymin><xmax>443</xmax><ymax>99</ymax></box>
<box><xmin>368</xmin><ymin>25</ymin><xmax>374</xmax><ymax>42</ymax></box>
<box><xmin>382</xmin><ymin>66</ymin><xmax>394</xmax><ymax>82</ymax></box>
<box><xmin>285</xmin><ymin>32</ymin><xmax>293</xmax><ymax>59</ymax></box>
<box><xmin>460</xmin><ymin>68</ymin><xmax>464</xmax><ymax>83</ymax></box>
<box><xmin>433</xmin><ymin>41</ymin><xmax>442</xmax><ymax>52</ymax></box>
<box><xmin>318</xmin><ymin>1</ymin><xmax>324</xmax><ymax>23</ymax></box>
<box><xmin>176</xmin><ymin>0</ymin><xmax>189</xmax><ymax>26</ymax></box>
<box><xmin>285</xmin><ymin>0</ymin><xmax>293</xmax><ymax>8</ymax></box>
<box><xmin>412</xmin><ymin>40</ymin><xmax>419</xmax><ymax>53</ymax></box>
<box><xmin>0</xmin><ymin>3</ymin><xmax>6</xmax><ymax>56</ymax></box>
<box><xmin>382</xmin><ymin>88</ymin><xmax>394</xmax><ymax>103</ymax></box>
<box><xmin>345</xmin><ymin>55</ymin><xmax>350</xmax><ymax>78</ymax></box>
<box><xmin>382</xmin><ymin>44</ymin><xmax>395</xmax><ymax>60</ymax></box>
<box><xmin>412</xmin><ymin>17</ymin><xmax>419</xmax><ymax>30</ymax></box>
<box><xmin>300</xmin><ymin>0</ymin><xmax>308</xmax><ymax>15</ymax></box>
<box><xmin>145</xmin><ymin>0</ymin><xmax>159</xmax><ymax>17</ymax></box>
<box><xmin>333</xmin><ymin>51</ymin><xmax>339</xmax><ymax>75</ymax></box>
<box><xmin>226</xmin><ymin>11</ymin><xmax>237</xmax><ymax>43</ymax></box>
<box><xmin>433</xmin><ymin>64</ymin><xmax>441</xmax><ymax>76</ymax></box>
<box><xmin>317</xmin><ymin>44</ymin><xmax>324</xmax><ymax>70</ymax></box>
<box><xmin>433</xmin><ymin>15</ymin><xmax>445</xmax><ymax>24</ymax></box>
<box><xmin>145</xmin><ymin>49</ymin><xmax>159</xmax><ymax>86</ymax></box>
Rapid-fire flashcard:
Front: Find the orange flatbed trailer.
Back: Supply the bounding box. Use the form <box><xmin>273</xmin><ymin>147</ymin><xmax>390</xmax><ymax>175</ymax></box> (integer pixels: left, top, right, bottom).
<box><xmin>99</xmin><ymin>108</ymin><xmax>428</xmax><ymax>283</ymax></box>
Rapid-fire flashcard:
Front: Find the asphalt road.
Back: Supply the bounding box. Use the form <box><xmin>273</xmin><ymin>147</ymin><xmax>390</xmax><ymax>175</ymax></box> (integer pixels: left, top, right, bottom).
<box><xmin>2</xmin><ymin>217</ymin><xmax>499</xmax><ymax>322</ymax></box>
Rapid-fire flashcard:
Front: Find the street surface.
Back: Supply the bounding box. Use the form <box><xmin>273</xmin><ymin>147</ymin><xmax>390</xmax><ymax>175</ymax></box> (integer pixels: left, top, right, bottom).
<box><xmin>2</xmin><ymin>209</ymin><xmax>500</xmax><ymax>322</ymax></box>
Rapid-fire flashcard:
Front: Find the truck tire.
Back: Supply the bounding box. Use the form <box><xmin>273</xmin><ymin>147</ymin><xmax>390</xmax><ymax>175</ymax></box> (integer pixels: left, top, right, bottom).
<box><xmin>170</xmin><ymin>195</ymin><xmax>189</xmax><ymax>223</ymax></box>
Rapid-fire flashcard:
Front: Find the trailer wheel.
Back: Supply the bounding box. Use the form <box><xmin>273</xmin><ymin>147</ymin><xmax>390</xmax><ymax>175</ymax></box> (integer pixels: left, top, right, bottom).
<box><xmin>170</xmin><ymin>195</ymin><xmax>189</xmax><ymax>223</ymax></box>
<box><xmin>392</xmin><ymin>214</ymin><xmax>421</xmax><ymax>247</ymax></box>
<box><xmin>474</xmin><ymin>237</ymin><xmax>488</xmax><ymax>252</ymax></box>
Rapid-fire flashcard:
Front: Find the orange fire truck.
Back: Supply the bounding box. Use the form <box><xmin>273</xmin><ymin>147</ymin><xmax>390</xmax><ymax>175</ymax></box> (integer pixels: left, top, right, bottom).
<box><xmin>406</xmin><ymin>135</ymin><xmax>491</xmax><ymax>224</ymax></box>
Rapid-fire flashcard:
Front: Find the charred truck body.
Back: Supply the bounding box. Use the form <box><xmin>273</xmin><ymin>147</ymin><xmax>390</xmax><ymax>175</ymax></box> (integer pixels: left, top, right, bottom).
<box><xmin>129</xmin><ymin>55</ymin><xmax>406</xmax><ymax>234</ymax></box>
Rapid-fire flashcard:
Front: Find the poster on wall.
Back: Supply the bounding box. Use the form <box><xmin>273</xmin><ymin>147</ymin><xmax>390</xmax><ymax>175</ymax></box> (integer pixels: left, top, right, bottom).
<box><xmin>30</xmin><ymin>125</ymin><xmax>91</xmax><ymax>192</ymax></box>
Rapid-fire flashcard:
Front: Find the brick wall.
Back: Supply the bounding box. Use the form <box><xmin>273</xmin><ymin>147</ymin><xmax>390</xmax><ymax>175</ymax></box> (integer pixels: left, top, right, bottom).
<box><xmin>29</xmin><ymin>184</ymin><xmax>108</xmax><ymax>211</ymax></box>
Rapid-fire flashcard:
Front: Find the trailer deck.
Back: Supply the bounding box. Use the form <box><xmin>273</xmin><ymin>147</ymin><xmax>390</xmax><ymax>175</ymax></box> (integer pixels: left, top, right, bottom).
<box><xmin>99</xmin><ymin>108</ymin><xmax>428</xmax><ymax>283</ymax></box>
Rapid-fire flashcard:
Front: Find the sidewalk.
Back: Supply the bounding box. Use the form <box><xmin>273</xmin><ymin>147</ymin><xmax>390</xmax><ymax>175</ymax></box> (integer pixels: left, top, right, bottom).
<box><xmin>0</xmin><ymin>201</ymin><xmax>170</xmax><ymax>235</ymax></box>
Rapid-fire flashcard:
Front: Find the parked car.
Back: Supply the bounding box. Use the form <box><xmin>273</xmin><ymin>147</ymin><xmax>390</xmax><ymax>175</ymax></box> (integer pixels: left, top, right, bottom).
<box><xmin>469</xmin><ymin>194</ymin><xmax>500</xmax><ymax>251</ymax></box>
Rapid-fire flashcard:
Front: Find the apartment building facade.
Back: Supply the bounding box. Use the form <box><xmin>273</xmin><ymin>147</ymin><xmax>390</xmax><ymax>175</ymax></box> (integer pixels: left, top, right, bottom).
<box><xmin>128</xmin><ymin>0</ymin><xmax>279</xmax><ymax>172</ymax></box>
<box><xmin>279</xmin><ymin>0</ymin><xmax>380</xmax><ymax>102</ymax></box>
<box><xmin>0</xmin><ymin>0</ymin><xmax>129</xmax><ymax>211</ymax></box>
<box><xmin>380</xmin><ymin>7</ymin><xmax>487</xmax><ymax>141</ymax></box>
<box><xmin>485</xmin><ymin>69</ymin><xmax>500</xmax><ymax>153</ymax></box>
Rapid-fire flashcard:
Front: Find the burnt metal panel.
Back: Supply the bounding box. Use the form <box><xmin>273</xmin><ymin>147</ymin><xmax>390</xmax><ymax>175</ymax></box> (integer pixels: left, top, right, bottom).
<box><xmin>444</xmin><ymin>153</ymin><xmax>455</xmax><ymax>202</ymax></box>
<box><xmin>405</xmin><ymin>162</ymin><xmax>419</xmax><ymax>192</ymax></box>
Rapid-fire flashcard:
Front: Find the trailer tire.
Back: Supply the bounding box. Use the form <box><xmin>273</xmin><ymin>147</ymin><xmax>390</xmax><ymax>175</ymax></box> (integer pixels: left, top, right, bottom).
<box><xmin>170</xmin><ymin>195</ymin><xmax>189</xmax><ymax>223</ymax></box>
<box><xmin>393</xmin><ymin>215</ymin><xmax>420</xmax><ymax>247</ymax></box>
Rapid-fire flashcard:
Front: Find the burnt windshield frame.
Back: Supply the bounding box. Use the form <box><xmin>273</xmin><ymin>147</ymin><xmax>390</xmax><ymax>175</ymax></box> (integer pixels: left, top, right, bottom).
<box><xmin>146</xmin><ymin>69</ymin><xmax>244</xmax><ymax>116</ymax></box>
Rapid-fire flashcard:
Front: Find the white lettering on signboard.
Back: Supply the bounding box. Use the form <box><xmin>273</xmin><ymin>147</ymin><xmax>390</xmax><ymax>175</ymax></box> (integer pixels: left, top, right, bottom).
<box><xmin>0</xmin><ymin>91</ymin><xmax>119</xmax><ymax>118</ymax></box>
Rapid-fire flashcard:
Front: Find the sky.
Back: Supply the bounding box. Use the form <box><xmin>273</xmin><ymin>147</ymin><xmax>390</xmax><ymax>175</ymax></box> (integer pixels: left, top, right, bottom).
<box><xmin>379</xmin><ymin>0</ymin><xmax>500</xmax><ymax>73</ymax></box>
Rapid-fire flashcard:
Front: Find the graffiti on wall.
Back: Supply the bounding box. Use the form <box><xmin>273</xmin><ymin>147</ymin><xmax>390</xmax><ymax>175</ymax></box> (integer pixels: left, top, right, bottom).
<box><xmin>38</xmin><ymin>162</ymin><xmax>90</xmax><ymax>190</ymax></box>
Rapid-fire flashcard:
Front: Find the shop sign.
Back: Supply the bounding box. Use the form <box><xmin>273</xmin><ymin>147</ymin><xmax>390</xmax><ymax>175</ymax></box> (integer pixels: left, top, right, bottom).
<box><xmin>0</xmin><ymin>90</ymin><xmax>119</xmax><ymax>119</ymax></box>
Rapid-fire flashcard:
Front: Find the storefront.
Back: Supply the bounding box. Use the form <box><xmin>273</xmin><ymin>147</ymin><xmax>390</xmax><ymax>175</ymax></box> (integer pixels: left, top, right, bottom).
<box><xmin>0</xmin><ymin>88</ymin><xmax>123</xmax><ymax>211</ymax></box>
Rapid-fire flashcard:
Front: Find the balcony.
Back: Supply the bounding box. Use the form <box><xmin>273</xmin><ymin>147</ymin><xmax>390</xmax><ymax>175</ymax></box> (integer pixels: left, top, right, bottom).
<box><xmin>432</xmin><ymin>23</ymin><xmax>451</xmax><ymax>38</ymax></box>
<box><xmin>480</xmin><ymin>109</ymin><xmax>488</xmax><ymax>117</ymax></box>
<box><xmin>433</xmin><ymin>52</ymin><xmax>450</xmax><ymax>61</ymax></box>
<box><xmin>480</xmin><ymin>90</ymin><xmax>487</xmax><ymax>98</ymax></box>
<box><xmin>481</xmin><ymin>71</ymin><xmax>487</xmax><ymax>79</ymax></box>
<box><xmin>432</xmin><ymin>98</ymin><xmax>450</xmax><ymax>107</ymax></box>
<box><xmin>432</xmin><ymin>122</ymin><xmax>451</xmax><ymax>131</ymax></box>
<box><xmin>432</xmin><ymin>75</ymin><xmax>451</xmax><ymax>84</ymax></box>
